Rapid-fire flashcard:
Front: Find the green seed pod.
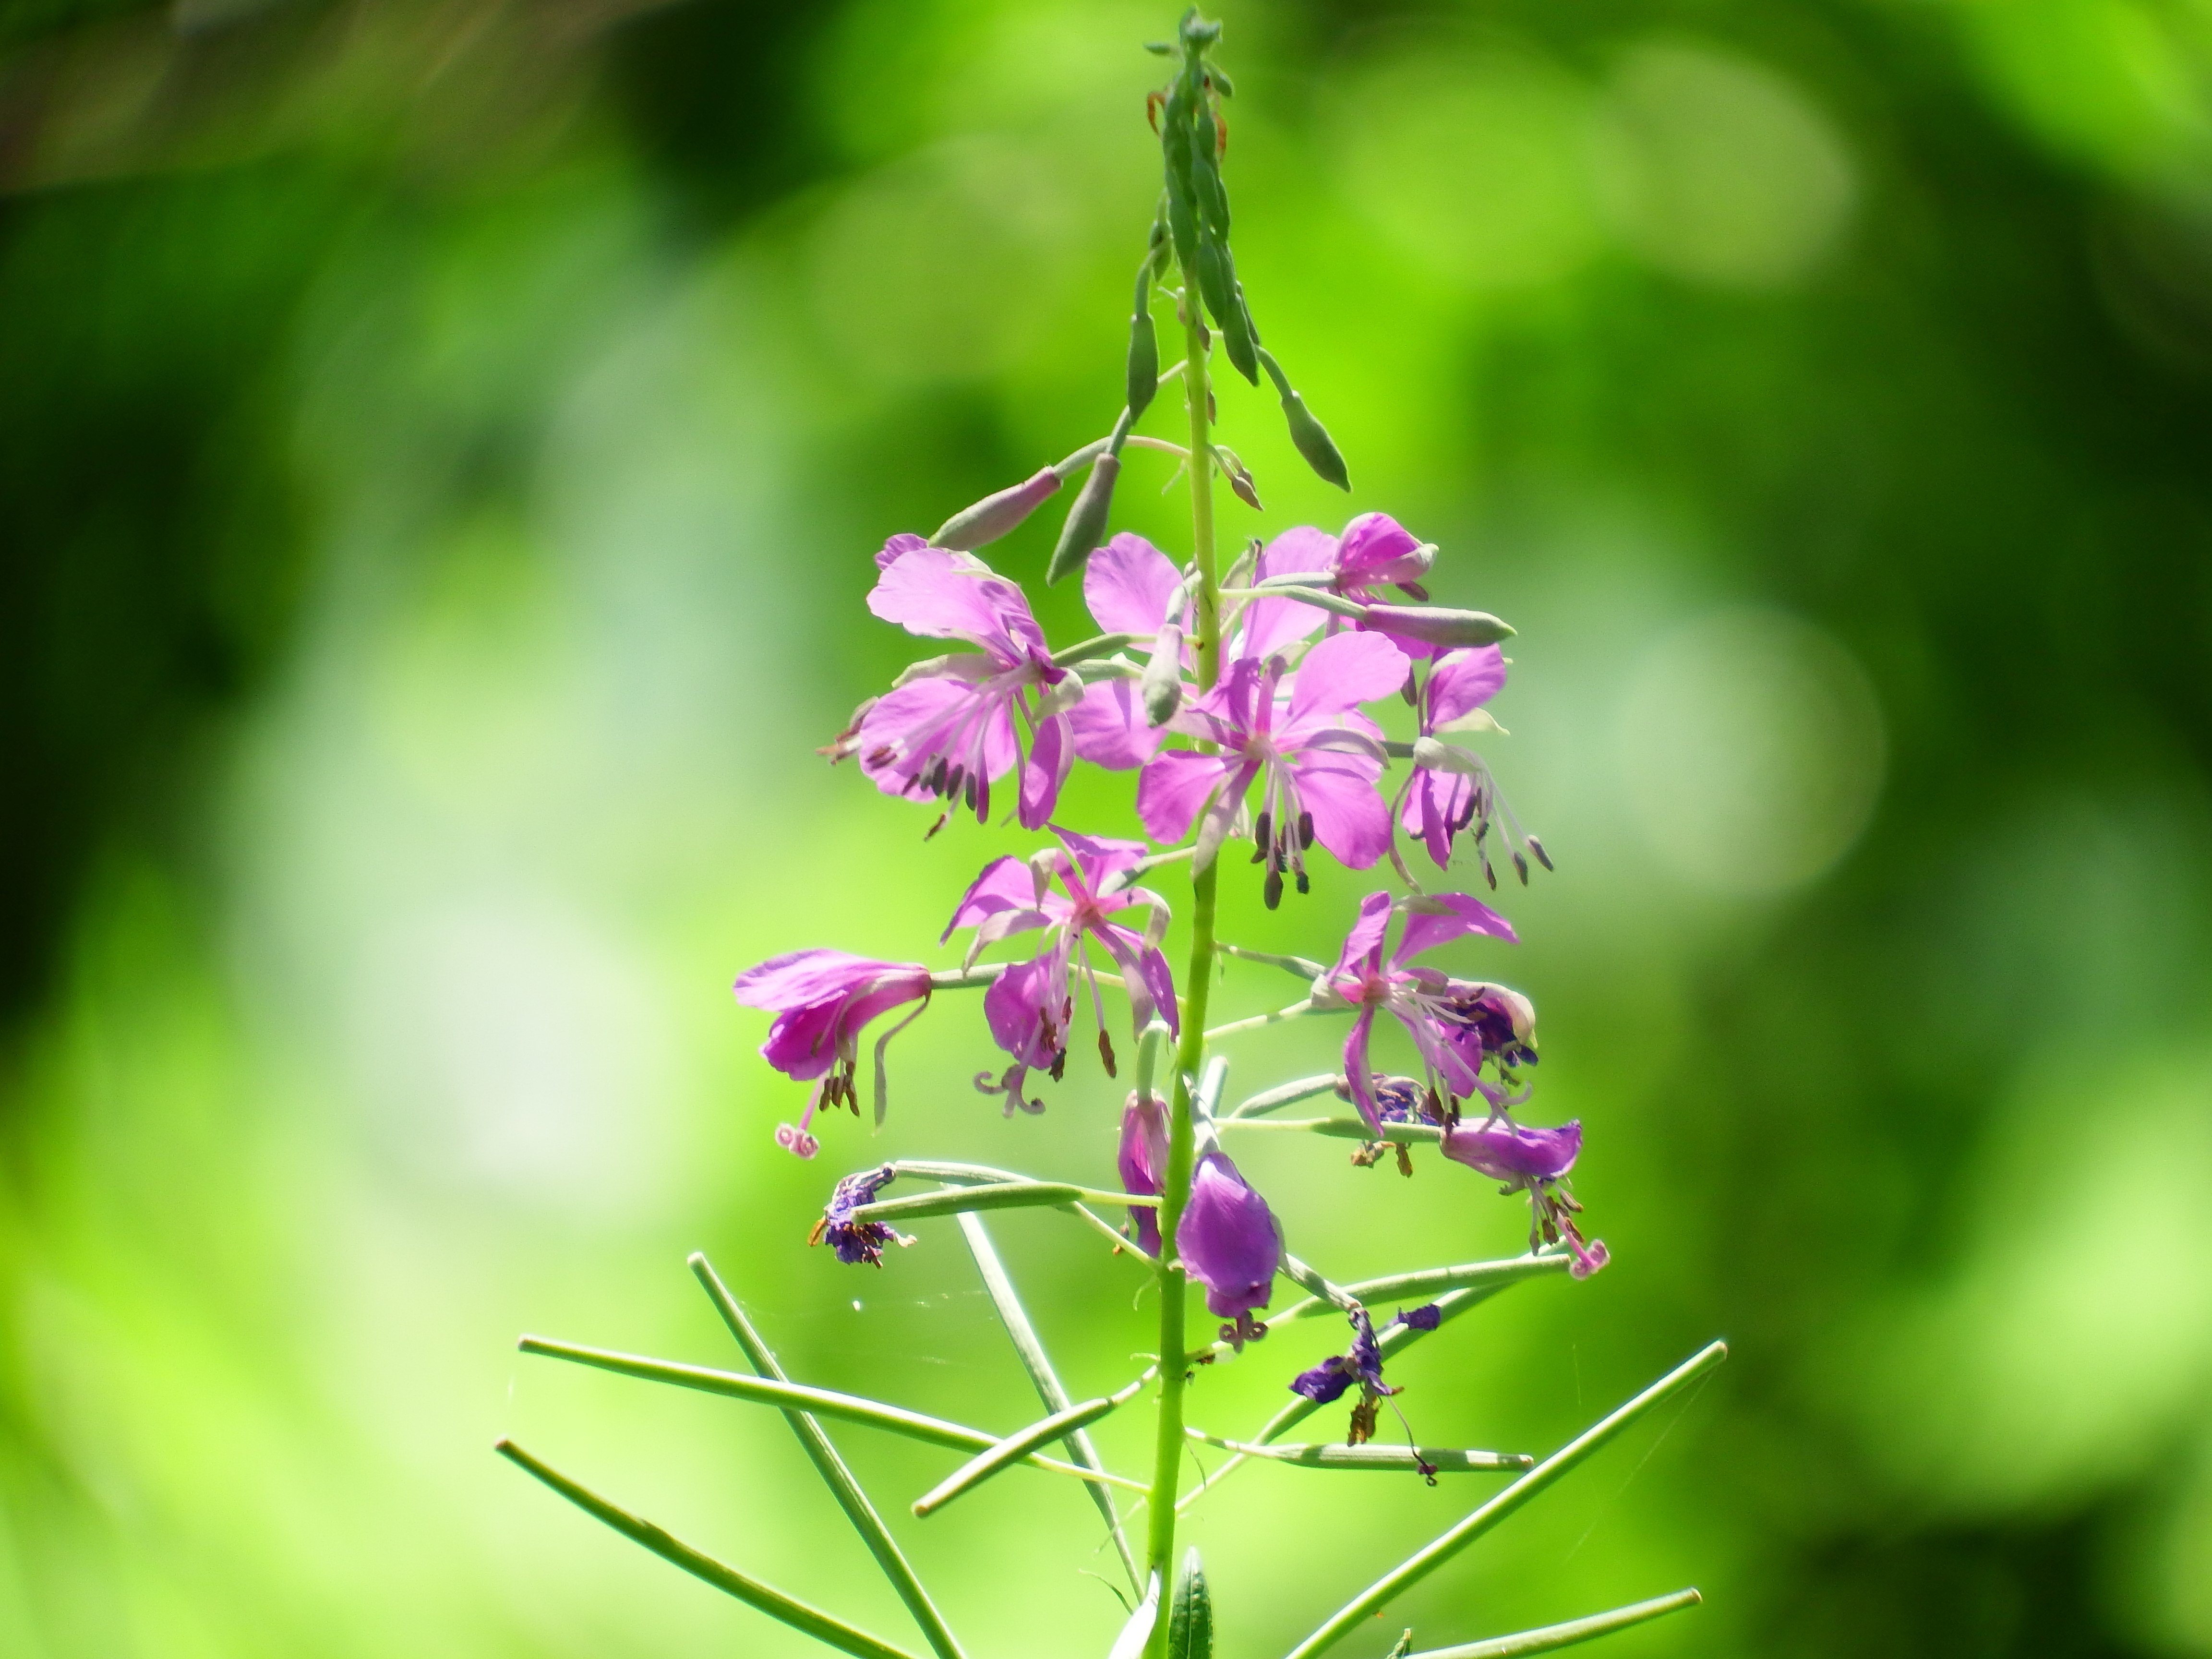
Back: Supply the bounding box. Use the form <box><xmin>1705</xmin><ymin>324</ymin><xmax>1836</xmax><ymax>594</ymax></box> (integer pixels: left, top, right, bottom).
<box><xmin>1194</xmin><ymin>238</ymin><xmax>1236</xmax><ymax>341</ymax></box>
<box><xmin>1216</xmin><ymin>276</ymin><xmax>1259</xmax><ymax>385</ymax></box>
<box><xmin>1282</xmin><ymin>388</ymin><xmax>1351</xmax><ymax>491</ymax></box>
<box><xmin>1046</xmin><ymin>452</ymin><xmax>1120</xmax><ymax>585</ymax></box>
<box><xmin>1167</xmin><ymin>1548</ymin><xmax>1212</xmax><ymax>1659</ymax></box>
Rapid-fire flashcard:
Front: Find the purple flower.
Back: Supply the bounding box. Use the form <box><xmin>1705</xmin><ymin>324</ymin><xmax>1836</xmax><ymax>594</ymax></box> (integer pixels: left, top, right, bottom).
<box><xmin>826</xmin><ymin>541</ymin><xmax>1079</xmax><ymax>833</ymax></box>
<box><xmin>1289</xmin><ymin>1307</ymin><xmax>1391</xmax><ymax>1406</ymax></box>
<box><xmin>1442</xmin><ymin>1118</ymin><xmax>1610</xmax><ymax>1278</ymax></box>
<box><xmin>1137</xmin><ymin>631</ymin><xmax>1409</xmax><ymax>899</ymax></box>
<box><xmin>1252</xmin><ymin>514</ymin><xmax>1443</xmax><ymax>657</ymax></box>
<box><xmin>1396</xmin><ymin>1302</ymin><xmax>1443</xmax><ymax>1331</ymax></box>
<box><xmin>808</xmin><ymin>1164</ymin><xmax>910</xmax><ymax>1266</ymax></box>
<box><xmin>1118</xmin><ymin>1093</ymin><xmax>1169</xmax><ymax>1255</ymax></box>
<box><xmin>944</xmin><ymin>829</ymin><xmax>1179</xmax><ymax>1112</ymax></box>
<box><xmin>731</xmin><ymin>950</ymin><xmax>934</xmax><ymax>1156</ymax></box>
<box><xmin>1177</xmin><ymin>1151</ymin><xmax>1283</xmax><ymax>1335</ymax></box>
<box><xmin>1316</xmin><ymin>891</ymin><xmax>1535</xmax><ymax>1134</ymax></box>
<box><xmin>1395</xmin><ymin>647</ymin><xmax>1550</xmax><ymax>883</ymax></box>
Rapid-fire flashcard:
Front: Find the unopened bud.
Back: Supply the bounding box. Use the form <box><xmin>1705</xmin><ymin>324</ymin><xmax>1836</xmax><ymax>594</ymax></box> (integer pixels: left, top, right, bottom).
<box><xmin>1127</xmin><ymin>302</ymin><xmax>1159</xmax><ymax>422</ymax></box>
<box><xmin>1142</xmin><ymin>623</ymin><xmax>1185</xmax><ymax>725</ymax></box>
<box><xmin>1046</xmin><ymin>452</ymin><xmax>1120</xmax><ymax>585</ymax></box>
<box><xmin>929</xmin><ymin>468</ymin><xmax>1060</xmax><ymax>551</ymax></box>
<box><xmin>1362</xmin><ymin>605</ymin><xmax>1515</xmax><ymax>647</ymax></box>
<box><xmin>1281</xmin><ymin>391</ymin><xmax>1350</xmax><ymax>492</ymax></box>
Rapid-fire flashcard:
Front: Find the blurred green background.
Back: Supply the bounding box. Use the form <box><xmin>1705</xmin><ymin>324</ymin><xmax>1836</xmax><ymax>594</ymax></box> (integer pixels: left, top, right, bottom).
<box><xmin>4</xmin><ymin>0</ymin><xmax>2211</xmax><ymax>1655</ymax></box>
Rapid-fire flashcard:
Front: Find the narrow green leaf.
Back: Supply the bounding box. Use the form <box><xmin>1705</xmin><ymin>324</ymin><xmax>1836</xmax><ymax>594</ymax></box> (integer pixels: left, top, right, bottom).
<box><xmin>1167</xmin><ymin>1548</ymin><xmax>1212</xmax><ymax>1659</ymax></box>
<box><xmin>495</xmin><ymin>1440</ymin><xmax>920</xmax><ymax>1659</ymax></box>
<box><xmin>1186</xmin><ymin>1434</ymin><xmax>1533</xmax><ymax>1474</ymax></box>
<box><xmin>1281</xmin><ymin>1345</ymin><xmax>1728</xmax><ymax>1659</ymax></box>
<box><xmin>956</xmin><ymin>1214</ymin><xmax>1140</xmax><ymax>1588</ymax></box>
<box><xmin>1402</xmin><ymin>1588</ymin><xmax>1702</xmax><ymax>1659</ymax></box>
<box><xmin>688</xmin><ymin>1255</ymin><xmax>965</xmax><ymax>1659</ymax></box>
<box><xmin>1110</xmin><ymin>1572</ymin><xmax>1164</xmax><ymax>1659</ymax></box>
<box><xmin>911</xmin><ymin>1384</ymin><xmax>1140</xmax><ymax>1517</ymax></box>
<box><xmin>517</xmin><ymin>1335</ymin><xmax>1145</xmax><ymax>1491</ymax></box>
<box><xmin>850</xmin><ymin>1182</ymin><xmax>1157</xmax><ymax>1226</ymax></box>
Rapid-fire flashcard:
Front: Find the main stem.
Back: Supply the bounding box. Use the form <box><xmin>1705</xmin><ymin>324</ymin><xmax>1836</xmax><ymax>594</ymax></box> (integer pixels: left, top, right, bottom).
<box><xmin>1143</xmin><ymin>297</ymin><xmax>1220</xmax><ymax>1642</ymax></box>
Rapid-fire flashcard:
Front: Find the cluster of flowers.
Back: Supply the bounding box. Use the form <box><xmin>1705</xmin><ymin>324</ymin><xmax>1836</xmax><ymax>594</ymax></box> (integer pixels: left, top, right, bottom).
<box><xmin>733</xmin><ymin>505</ymin><xmax>1606</xmax><ymax>1425</ymax></box>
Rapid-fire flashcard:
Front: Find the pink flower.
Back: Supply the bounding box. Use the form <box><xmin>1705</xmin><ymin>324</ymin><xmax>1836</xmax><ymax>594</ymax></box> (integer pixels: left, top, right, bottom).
<box><xmin>1441</xmin><ymin>1118</ymin><xmax>1609</xmax><ymax>1278</ymax></box>
<box><xmin>1251</xmin><ymin>513</ymin><xmax>1442</xmax><ymax>658</ymax></box>
<box><xmin>1137</xmin><ymin>631</ymin><xmax>1409</xmax><ymax>902</ymax></box>
<box><xmin>1315</xmin><ymin>890</ymin><xmax>1534</xmax><ymax>1133</ymax></box>
<box><xmin>827</xmin><ymin>540</ymin><xmax>1079</xmax><ymax>833</ymax></box>
<box><xmin>1398</xmin><ymin>645</ymin><xmax>1519</xmax><ymax>873</ymax></box>
<box><xmin>943</xmin><ymin>829</ymin><xmax>1179</xmax><ymax>1112</ymax></box>
<box><xmin>731</xmin><ymin>950</ymin><xmax>934</xmax><ymax>1157</ymax></box>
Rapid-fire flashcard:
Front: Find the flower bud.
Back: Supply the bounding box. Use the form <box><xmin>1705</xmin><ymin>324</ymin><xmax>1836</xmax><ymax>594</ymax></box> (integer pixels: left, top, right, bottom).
<box><xmin>1281</xmin><ymin>389</ymin><xmax>1349</xmax><ymax>492</ymax></box>
<box><xmin>1118</xmin><ymin>1093</ymin><xmax>1169</xmax><ymax>1256</ymax></box>
<box><xmin>1127</xmin><ymin>297</ymin><xmax>1159</xmax><ymax>424</ymax></box>
<box><xmin>1046</xmin><ymin>451</ymin><xmax>1120</xmax><ymax>585</ymax></box>
<box><xmin>1142</xmin><ymin>623</ymin><xmax>1186</xmax><ymax>725</ymax></box>
<box><xmin>928</xmin><ymin>468</ymin><xmax>1061</xmax><ymax>551</ymax></box>
<box><xmin>1360</xmin><ymin>605</ymin><xmax>1514</xmax><ymax>647</ymax></box>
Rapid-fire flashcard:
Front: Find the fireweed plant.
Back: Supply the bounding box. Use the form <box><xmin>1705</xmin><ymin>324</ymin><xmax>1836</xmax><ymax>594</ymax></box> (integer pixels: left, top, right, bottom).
<box><xmin>499</xmin><ymin>15</ymin><xmax>1725</xmax><ymax>1659</ymax></box>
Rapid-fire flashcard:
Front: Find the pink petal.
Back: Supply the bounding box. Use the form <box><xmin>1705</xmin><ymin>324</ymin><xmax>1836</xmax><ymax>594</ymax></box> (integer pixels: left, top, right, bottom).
<box><xmin>1287</xmin><ymin>631</ymin><xmax>1409</xmax><ymax>725</ymax></box>
<box><xmin>876</xmin><ymin>531</ymin><xmax>928</xmax><ymax>570</ymax></box>
<box><xmin>1328</xmin><ymin>890</ymin><xmax>1396</xmax><ymax>983</ymax></box>
<box><xmin>1084</xmin><ymin>532</ymin><xmax>1183</xmax><ymax>639</ymax></box>
<box><xmin>1291</xmin><ymin>753</ymin><xmax>1395</xmax><ymax>869</ymax></box>
<box><xmin>1137</xmin><ymin>749</ymin><xmax>1237</xmax><ymax>845</ymax></box>
<box><xmin>1070</xmin><ymin>680</ymin><xmax>1165</xmax><ymax>770</ymax></box>
<box><xmin>1393</xmin><ymin>892</ymin><xmax>1519</xmax><ymax>965</ymax></box>
<box><xmin>943</xmin><ymin>857</ymin><xmax>1042</xmax><ymax>940</ymax></box>
<box><xmin>867</xmin><ymin>546</ymin><xmax>1043</xmax><ymax>660</ymax></box>
<box><xmin>1334</xmin><ymin>513</ymin><xmax>1429</xmax><ymax>586</ymax></box>
<box><xmin>1341</xmin><ymin>1005</ymin><xmax>1381</xmax><ymax>1132</ymax></box>
<box><xmin>1401</xmin><ymin>769</ymin><xmax>1467</xmax><ymax>869</ymax></box>
<box><xmin>983</xmin><ymin>954</ymin><xmax>1067</xmax><ymax>1069</ymax></box>
<box><xmin>1018</xmin><ymin>712</ymin><xmax>1072</xmax><ymax>830</ymax></box>
<box><xmin>1424</xmin><ymin>647</ymin><xmax>1507</xmax><ymax>728</ymax></box>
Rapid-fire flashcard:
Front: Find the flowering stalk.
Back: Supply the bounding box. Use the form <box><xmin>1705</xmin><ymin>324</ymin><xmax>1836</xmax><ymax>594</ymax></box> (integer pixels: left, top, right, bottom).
<box><xmin>1141</xmin><ymin>241</ymin><xmax>1222</xmax><ymax>1644</ymax></box>
<box><xmin>505</xmin><ymin>17</ymin><xmax>1724</xmax><ymax>1659</ymax></box>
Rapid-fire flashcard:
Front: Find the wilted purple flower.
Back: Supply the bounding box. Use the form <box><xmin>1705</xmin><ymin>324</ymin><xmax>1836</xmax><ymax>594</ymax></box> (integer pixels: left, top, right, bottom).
<box><xmin>1396</xmin><ymin>1302</ymin><xmax>1442</xmax><ymax>1331</ymax></box>
<box><xmin>731</xmin><ymin>950</ymin><xmax>934</xmax><ymax>1156</ymax></box>
<box><xmin>808</xmin><ymin>1164</ymin><xmax>910</xmax><ymax>1267</ymax></box>
<box><xmin>1177</xmin><ymin>1151</ymin><xmax>1283</xmax><ymax>1341</ymax></box>
<box><xmin>944</xmin><ymin>829</ymin><xmax>1178</xmax><ymax>1111</ymax></box>
<box><xmin>1118</xmin><ymin>1093</ymin><xmax>1169</xmax><ymax>1255</ymax></box>
<box><xmin>1316</xmin><ymin>891</ymin><xmax>1534</xmax><ymax>1134</ymax></box>
<box><xmin>1289</xmin><ymin>1307</ymin><xmax>1392</xmax><ymax>1406</ymax></box>
<box><xmin>1138</xmin><ymin>631</ymin><xmax>1408</xmax><ymax>898</ymax></box>
<box><xmin>1442</xmin><ymin>1117</ymin><xmax>1610</xmax><ymax>1278</ymax></box>
<box><xmin>825</xmin><ymin>541</ymin><xmax>1080</xmax><ymax>834</ymax></box>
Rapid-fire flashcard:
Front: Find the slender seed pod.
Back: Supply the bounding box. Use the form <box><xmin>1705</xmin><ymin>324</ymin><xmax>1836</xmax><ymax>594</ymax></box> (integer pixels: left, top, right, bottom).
<box><xmin>927</xmin><ymin>468</ymin><xmax>1061</xmax><ymax>550</ymax></box>
<box><xmin>1362</xmin><ymin>605</ymin><xmax>1515</xmax><ymax>647</ymax></box>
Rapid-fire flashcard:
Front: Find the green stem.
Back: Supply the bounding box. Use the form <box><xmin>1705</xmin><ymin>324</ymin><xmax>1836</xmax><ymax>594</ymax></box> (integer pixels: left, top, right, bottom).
<box><xmin>1142</xmin><ymin>293</ymin><xmax>1222</xmax><ymax>1658</ymax></box>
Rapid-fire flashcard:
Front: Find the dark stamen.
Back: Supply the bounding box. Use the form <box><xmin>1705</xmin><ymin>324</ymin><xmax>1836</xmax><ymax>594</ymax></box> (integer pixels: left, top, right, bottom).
<box><xmin>1098</xmin><ymin>1028</ymin><xmax>1118</xmax><ymax>1077</ymax></box>
<box><xmin>1263</xmin><ymin>868</ymin><xmax>1284</xmax><ymax>909</ymax></box>
<box><xmin>1298</xmin><ymin>810</ymin><xmax>1315</xmax><ymax>848</ymax></box>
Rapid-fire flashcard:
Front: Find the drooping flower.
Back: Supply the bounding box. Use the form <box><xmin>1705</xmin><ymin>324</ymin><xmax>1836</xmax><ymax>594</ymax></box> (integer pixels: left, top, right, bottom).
<box><xmin>943</xmin><ymin>829</ymin><xmax>1178</xmax><ymax>1112</ymax></box>
<box><xmin>1442</xmin><ymin>1118</ymin><xmax>1610</xmax><ymax>1278</ymax></box>
<box><xmin>1287</xmin><ymin>1303</ymin><xmax>1446</xmax><ymax>1452</ymax></box>
<box><xmin>825</xmin><ymin>541</ymin><xmax>1081</xmax><ymax>833</ymax></box>
<box><xmin>1177</xmin><ymin>1151</ymin><xmax>1283</xmax><ymax>1343</ymax></box>
<box><xmin>1315</xmin><ymin>891</ymin><xmax>1534</xmax><ymax>1134</ymax></box>
<box><xmin>731</xmin><ymin>950</ymin><xmax>934</xmax><ymax>1156</ymax></box>
<box><xmin>1137</xmin><ymin>631</ymin><xmax>1408</xmax><ymax>898</ymax></box>
<box><xmin>1396</xmin><ymin>646</ymin><xmax>1551</xmax><ymax>882</ymax></box>
<box><xmin>1117</xmin><ymin>1093</ymin><xmax>1170</xmax><ymax>1255</ymax></box>
<box><xmin>808</xmin><ymin>1164</ymin><xmax>910</xmax><ymax>1267</ymax></box>
<box><xmin>1250</xmin><ymin>513</ymin><xmax>1447</xmax><ymax>658</ymax></box>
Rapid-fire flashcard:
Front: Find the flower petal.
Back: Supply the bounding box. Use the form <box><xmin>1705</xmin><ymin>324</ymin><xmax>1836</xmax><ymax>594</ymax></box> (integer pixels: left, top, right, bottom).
<box><xmin>942</xmin><ymin>857</ymin><xmax>1043</xmax><ymax>941</ymax></box>
<box><xmin>1084</xmin><ymin>532</ymin><xmax>1184</xmax><ymax>639</ymax></box>
<box><xmin>1137</xmin><ymin>749</ymin><xmax>1236</xmax><ymax>845</ymax></box>
<box><xmin>868</xmin><ymin>545</ymin><xmax>1044</xmax><ymax>660</ymax></box>
<box><xmin>1424</xmin><ymin>646</ymin><xmax>1508</xmax><ymax>729</ymax></box>
<box><xmin>1070</xmin><ymin>679</ymin><xmax>1165</xmax><ymax>770</ymax></box>
<box><xmin>1393</xmin><ymin>892</ymin><xmax>1519</xmax><ymax>964</ymax></box>
<box><xmin>1290</xmin><ymin>753</ymin><xmax>1395</xmax><ymax>869</ymax></box>
<box><xmin>1018</xmin><ymin>711</ymin><xmax>1073</xmax><ymax>830</ymax></box>
<box><xmin>1287</xmin><ymin>630</ymin><xmax>1409</xmax><ymax>725</ymax></box>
